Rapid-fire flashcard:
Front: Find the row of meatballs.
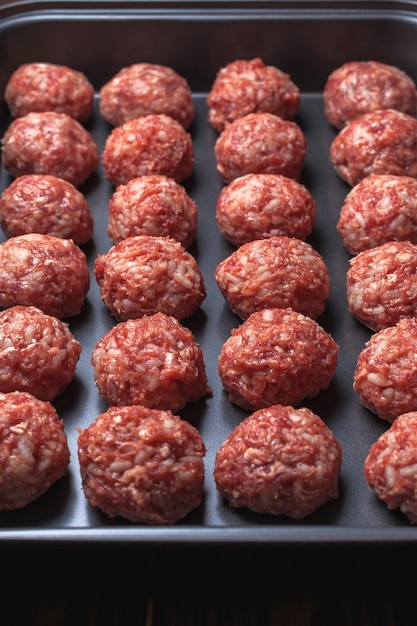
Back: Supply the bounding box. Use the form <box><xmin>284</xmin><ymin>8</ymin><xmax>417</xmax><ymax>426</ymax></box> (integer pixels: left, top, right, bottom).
<box><xmin>323</xmin><ymin>61</ymin><xmax>417</xmax><ymax>525</ymax></box>
<box><xmin>1</xmin><ymin>57</ymin><xmax>417</xmax><ymax>526</ymax></box>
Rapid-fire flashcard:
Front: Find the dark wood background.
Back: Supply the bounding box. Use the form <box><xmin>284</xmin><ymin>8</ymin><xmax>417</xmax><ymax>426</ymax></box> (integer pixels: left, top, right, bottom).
<box><xmin>3</xmin><ymin>543</ymin><xmax>417</xmax><ymax>625</ymax></box>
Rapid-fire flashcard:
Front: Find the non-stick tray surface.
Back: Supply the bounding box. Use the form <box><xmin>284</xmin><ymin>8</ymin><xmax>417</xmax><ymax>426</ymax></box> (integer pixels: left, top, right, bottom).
<box><xmin>2</xmin><ymin>0</ymin><xmax>417</xmax><ymax>545</ymax></box>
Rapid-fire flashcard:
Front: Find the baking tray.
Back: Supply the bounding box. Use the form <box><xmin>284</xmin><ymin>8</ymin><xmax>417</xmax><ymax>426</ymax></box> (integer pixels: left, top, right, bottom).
<box><xmin>2</xmin><ymin>0</ymin><xmax>417</xmax><ymax>547</ymax></box>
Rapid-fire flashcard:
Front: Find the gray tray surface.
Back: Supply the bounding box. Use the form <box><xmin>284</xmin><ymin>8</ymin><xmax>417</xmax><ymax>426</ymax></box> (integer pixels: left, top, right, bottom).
<box><xmin>1</xmin><ymin>1</ymin><xmax>417</xmax><ymax>544</ymax></box>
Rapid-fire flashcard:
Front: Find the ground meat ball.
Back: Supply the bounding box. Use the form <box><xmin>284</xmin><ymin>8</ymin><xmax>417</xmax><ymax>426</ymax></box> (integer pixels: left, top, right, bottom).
<box><xmin>207</xmin><ymin>57</ymin><xmax>300</xmax><ymax>132</ymax></box>
<box><xmin>0</xmin><ymin>174</ymin><xmax>94</xmax><ymax>244</ymax></box>
<box><xmin>215</xmin><ymin>173</ymin><xmax>317</xmax><ymax>246</ymax></box>
<box><xmin>337</xmin><ymin>175</ymin><xmax>417</xmax><ymax>254</ymax></box>
<box><xmin>0</xmin><ymin>305</ymin><xmax>81</xmax><ymax>401</ymax></box>
<box><xmin>91</xmin><ymin>312</ymin><xmax>211</xmax><ymax>411</ymax></box>
<box><xmin>323</xmin><ymin>60</ymin><xmax>417</xmax><ymax>130</ymax></box>
<box><xmin>330</xmin><ymin>109</ymin><xmax>417</xmax><ymax>187</ymax></box>
<box><xmin>0</xmin><ymin>391</ymin><xmax>70</xmax><ymax>510</ymax></box>
<box><xmin>1</xmin><ymin>111</ymin><xmax>98</xmax><ymax>188</ymax></box>
<box><xmin>0</xmin><ymin>233</ymin><xmax>90</xmax><ymax>319</ymax></box>
<box><xmin>102</xmin><ymin>114</ymin><xmax>194</xmax><ymax>186</ymax></box>
<box><xmin>214</xmin><ymin>404</ymin><xmax>342</xmax><ymax>519</ymax></box>
<box><xmin>215</xmin><ymin>236</ymin><xmax>330</xmax><ymax>320</ymax></box>
<box><xmin>218</xmin><ymin>308</ymin><xmax>338</xmax><ymax>411</ymax></box>
<box><xmin>4</xmin><ymin>62</ymin><xmax>94</xmax><ymax>122</ymax></box>
<box><xmin>214</xmin><ymin>112</ymin><xmax>306</xmax><ymax>184</ymax></box>
<box><xmin>99</xmin><ymin>63</ymin><xmax>194</xmax><ymax>128</ymax></box>
<box><xmin>107</xmin><ymin>175</ymin><xmax>197</xmax><ymax>248</ymax></box>
<box><xmin>346</xmin><ymin>240</ymin><xmax>417</xmax><ymax>331</ymax></box>
<box><xmin>94</xmin><ymin>235</ymin><xmax>206</xmax><ymax>321</ymax></box>
<box><xmin>77</xmin><ymin>405</ymin><xmax>205</xmax><ymax>524</ymax></box>
<box><xmin>353</xmin><ymin>317</ymin><xmax>417</xmax><ymax>423</ymax></box>
<box><xmin>364</xmin><ymin>411</ymin><xmax>417</xmax><ymax>524</ymax></box>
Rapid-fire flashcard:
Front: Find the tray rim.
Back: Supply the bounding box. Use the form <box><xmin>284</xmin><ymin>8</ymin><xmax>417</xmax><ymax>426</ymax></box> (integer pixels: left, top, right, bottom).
<box><xmin>2</xmin><ymin>524</ymin><xmax>417</xmax><ymax>546</ymax></box>
<box><xmin>2</xmin><ymin>0</ymin><xmax>417</xmax><ymax>18</ymax></box>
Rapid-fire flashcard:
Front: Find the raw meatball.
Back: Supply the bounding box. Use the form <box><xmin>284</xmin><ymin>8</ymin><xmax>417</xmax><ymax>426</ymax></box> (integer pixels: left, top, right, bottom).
<box><xmin>1</xmin><ymin>111</ymin><xmax>98</xmax><ymax>188</ymax></box>
<box><xmin>94</xmin><ymin>235</ymin><xmax>206</xmax><ymax>321</ymax></box>
<box><xmin>215</xmin><ymin>173</ymin><xmax>317</xmax><ymax>246</ymax></box>
<box><xmin>207</xmin><ymin>57</ymin><xmax>300</xmax><ymax>132</ymax></box>
<box><xmin>323</xmin><ymin>60</ymin><xmax>417</xmax><ymax>129</ymax></box>
<box><xmin>214</xmin><ymin>112</ymin><xmax>306</xmax><ymax>183</ymax></box>
<box><xmin>0</xmin><ymin>174</ymin><xmax>94</xmax><ymax>244</ymax></box>
<box><xmin>353</xmin><ymin>317</ymin><xmax>417</xmax><ymax>423</ymax></box>
<box><xmin>0</xmin><ymin>391</ymin><xmax>70</xmax><ymax>510</ymax></box>
<box><xmin>218</xmin><ymin>307</ymin><xmax>338</xmax><ymax>411</ymax></box>
<box><xmin>4</xmin><ymin>62</ymin><xmax>94</xmax><ymax>122</ymax></box>
<box><xmin>102</xmin><ymin>114</ymin><xmax>194</xmax><ymax>186</ymax></box>
<box><xmin>0</xmin><ymin>233</ymin><xmax>90</xmax><ymax>319</ymax></box>
<box><xmin>346</xmin><ymin>240</ymin><xmax>417</xmax><ymax>331</ymax></box>
<box><xmin>107</xmin><ymin>175</ymin><xmax>197</xmax><ymax>248</ymax></box>
<box><xmin>214</xmin><ymin>404</ymin><xmax>342</xmax><ymax>519</ymax></box>
<box><xmin>337</xmin><ymin>175</ymin><xmax>417</xmax><ymax>254</ymax></box>
<box><xmin>99</xmin><ymin>63</ymin><xmax>194</xmax><ymax>128</ymax></box>
<box><xmin>330</xmin><ymin>109</ymin><xmax>417</xmax><ymax>187</ymax></box>
<box><xmin>215</xmin><ymin>236</ymin><xmax>330</xmax><ymax>320</ymax></box>
<box><xmin>91</xmin><ymin>312</ymin><xmax>211</xmax><ymax>411</ymax></box>
<box><xmin>0</xmin><ymin>305</ymin><xmax>81</xmax><ymax>402</ymax></box>
<box><xmin>364</xmin><ymin>411</ymin><xmax>417</xmax><ymax>524</ymax></box>
<box><xmin>77</xmin><ymin>404</ymin><xmax>205</xmax><ymax>524</ymax></box>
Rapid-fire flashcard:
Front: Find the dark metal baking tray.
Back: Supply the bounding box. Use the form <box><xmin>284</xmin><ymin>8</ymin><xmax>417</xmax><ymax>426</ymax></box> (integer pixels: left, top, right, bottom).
<box><xmin>2</xmin><ymin>0</ymin><xmax>417</xmax><ymax>546</ymax></box>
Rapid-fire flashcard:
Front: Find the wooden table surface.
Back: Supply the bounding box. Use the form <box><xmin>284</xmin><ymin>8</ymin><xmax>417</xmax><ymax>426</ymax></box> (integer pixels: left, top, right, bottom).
<box><xmin>3</xmin><ymin>543</ymin><xmax>417</xmax><ymax>625</ymax></box>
